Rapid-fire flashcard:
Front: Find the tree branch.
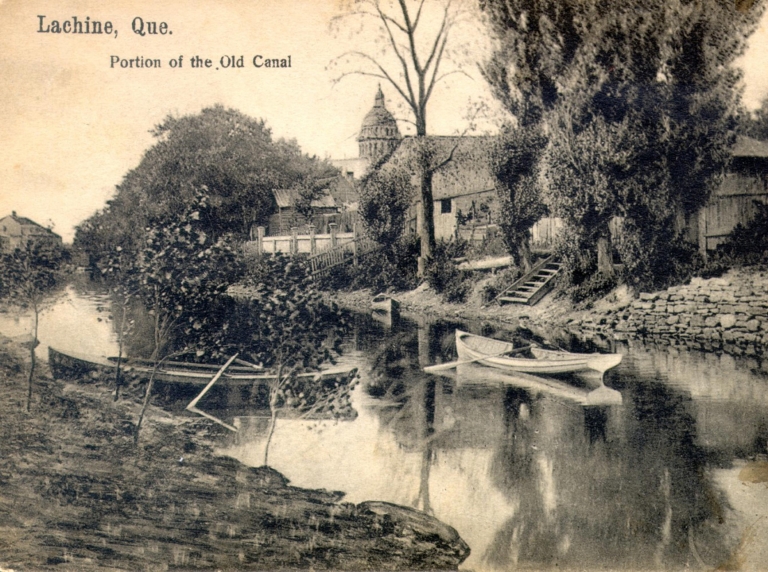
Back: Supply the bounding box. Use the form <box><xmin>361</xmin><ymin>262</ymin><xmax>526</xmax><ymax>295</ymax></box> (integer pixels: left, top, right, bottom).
<box><xmin>375</xmin><ymin>1</ymin><xmax>417</xmax><ymax>107</ymax></box>
<box><xmin>331</xmin><ymin>51</ymin><xmax>415</xmax><ymax>108</ymax></box>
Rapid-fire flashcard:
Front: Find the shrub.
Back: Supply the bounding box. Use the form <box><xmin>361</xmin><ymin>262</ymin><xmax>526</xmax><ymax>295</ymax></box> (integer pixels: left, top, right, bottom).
<box><xmin>315</xmin><ymin>234</ymin><xmax>420</xmax><ymax>293</ymax></box>
<box><xmin>706</xmin><ymin>201</ymin><xmax>768</xmax><ymax>269</ymax></box>
<box><xmin>480</xmin><ymin>267</ymin><xmax>522</xmax><ymax>304</ymax></box>
<box><xmin>426</xmin><ymin>240</ymin><xmax>472</xmax><ymax>303</ymax></box>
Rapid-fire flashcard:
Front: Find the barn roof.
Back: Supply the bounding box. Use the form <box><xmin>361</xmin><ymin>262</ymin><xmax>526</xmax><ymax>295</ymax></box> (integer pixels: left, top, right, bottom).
<box><xmin>376</xmin><ymin>136</ymin><xmax>496</xmax><ymax>201</ymax></box>
<box><xmin>272</xmin><ymin>189</ymin><xmax>337</xmax><ymax>209</ymax></box>
<box><xmin>733</xmin><ymin>136</ymin><xmax>768</xmax><ymax>159</ymax></box>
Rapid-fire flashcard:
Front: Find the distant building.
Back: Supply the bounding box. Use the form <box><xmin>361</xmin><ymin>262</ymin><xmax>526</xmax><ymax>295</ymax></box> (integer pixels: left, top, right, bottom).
<box><xmin>332</xmin><ymin>87</ymin><xmax>499</xmax><ymax>241</ymax></box>
<box><xmin>267</xmin><ymin>188</ymin><xmax>341</xmax><ymax>236</ymax></box>
<box><xmin>374</xmin><ymin>135</ymin><xmax>499</xmax><ymax>240</ymax></box>
<box><xmin>0</xmin><ymin>211</ymin><xmax>62</xmax><ymax>253</ymax></box>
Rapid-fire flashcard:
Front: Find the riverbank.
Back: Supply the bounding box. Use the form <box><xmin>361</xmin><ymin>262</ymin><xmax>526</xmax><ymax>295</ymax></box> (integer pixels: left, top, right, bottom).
<box><xmin>333</xmin><ymin>268</ymin><xmax>768</xmax><ymax>359</ymax></box>
<box><xmin>0</xmin><ymin>336</ymin><xmax>469</xmax><ymax>570</ymax></box>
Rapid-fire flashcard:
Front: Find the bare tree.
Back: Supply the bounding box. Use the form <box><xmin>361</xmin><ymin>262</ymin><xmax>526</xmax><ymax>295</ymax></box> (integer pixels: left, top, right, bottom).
<box><xmin>330</xmin><ymin>0</ymin><xmax>473</xmax><ymax>275</ymax></box>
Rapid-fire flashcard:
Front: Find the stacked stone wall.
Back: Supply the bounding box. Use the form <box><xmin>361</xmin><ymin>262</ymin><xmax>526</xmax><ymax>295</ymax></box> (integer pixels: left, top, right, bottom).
<box><xmin>571</xmin><ymin>271</ymin><xmax>768</xmax><ymax>357</ymax></box>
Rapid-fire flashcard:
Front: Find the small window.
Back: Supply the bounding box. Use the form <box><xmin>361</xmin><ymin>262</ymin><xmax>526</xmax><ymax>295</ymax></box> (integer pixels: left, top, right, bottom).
<box><xmin>440</xmin><ymin>199</ymin><xmax>452</xmax><ymax>214</ymax></box>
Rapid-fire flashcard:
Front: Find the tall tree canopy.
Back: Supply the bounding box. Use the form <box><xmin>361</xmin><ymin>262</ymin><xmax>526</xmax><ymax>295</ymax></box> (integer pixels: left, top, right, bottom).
<box><xmin>75</xmin><ymin>105</ymin><xmax>337</xmax><ymax>266</ymax></box>
<box><xmin>480</xmin><ymin>0</ymin><xmax>764</xmax><ymax>290</ymax></box>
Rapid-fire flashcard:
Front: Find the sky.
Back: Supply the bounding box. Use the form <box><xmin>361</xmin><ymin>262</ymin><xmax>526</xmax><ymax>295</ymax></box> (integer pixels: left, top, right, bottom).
<box><xmin>1</xmin><ymin>0</ymin><xmax>767</xmax><ymax>243</ymax></box>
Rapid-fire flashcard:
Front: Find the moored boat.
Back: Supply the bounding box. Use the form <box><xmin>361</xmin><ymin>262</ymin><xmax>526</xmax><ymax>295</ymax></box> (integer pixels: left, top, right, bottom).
<box><xmin>48</xmin><ymin>346</ymin><xmax>357</xmax><ymax>387</ymax></box>
<box><xmin>454</xmin><ymin>330</ymin><xmax>622</xmax><ymax>379</ymax></box>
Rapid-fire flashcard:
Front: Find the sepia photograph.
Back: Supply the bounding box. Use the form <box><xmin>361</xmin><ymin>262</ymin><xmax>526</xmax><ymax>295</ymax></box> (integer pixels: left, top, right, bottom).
<box><xmin>2</xmin><ymin>0</ymin><xmax>768</xmax><ymax>570</ymax></box>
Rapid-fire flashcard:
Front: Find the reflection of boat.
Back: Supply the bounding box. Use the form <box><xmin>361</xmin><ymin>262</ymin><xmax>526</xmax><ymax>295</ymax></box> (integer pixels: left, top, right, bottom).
<box><xmin>371</xmin><ymin>294</ymin><xmax>400</xmax><ymax>327</ymax></box>
<box><xmin>455</xmin><ymin>362</ymin><xmax>622</xmax><ymax>406</ymax></box>
<box><xmin>48</xmin><ymin>346</ymin><xmax>357</xmax><ymax>387</ymax></box>
<box><xmin>455</xmin><ymin>330</ymin><xmax>622</xmax><ymax>378</ymax></box>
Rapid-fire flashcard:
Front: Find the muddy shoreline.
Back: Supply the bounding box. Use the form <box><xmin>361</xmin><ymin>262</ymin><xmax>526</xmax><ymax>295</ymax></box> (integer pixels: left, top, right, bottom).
<box><xmin>0</xmin><ymin>335</ymin><xmax>469</xmax><ymax>571</ymax></box>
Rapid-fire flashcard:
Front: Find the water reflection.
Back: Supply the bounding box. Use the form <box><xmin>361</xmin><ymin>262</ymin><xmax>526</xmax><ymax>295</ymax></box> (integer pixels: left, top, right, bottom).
<box><xmin>4</xmin><ymin>289</ymin><xmax>768</xmax><ymax>570</ymax></box>
<box><xmin>224</xmin><ymin>314</ymin><xmax>768</xmax><ymax>571</ymax></box>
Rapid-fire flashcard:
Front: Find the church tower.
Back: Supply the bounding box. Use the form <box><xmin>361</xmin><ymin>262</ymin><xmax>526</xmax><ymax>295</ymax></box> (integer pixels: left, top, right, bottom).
<box><xmin>358</xmin><ymin>85</ymin><xmax>401</xmax><ymax>164</ymax></box>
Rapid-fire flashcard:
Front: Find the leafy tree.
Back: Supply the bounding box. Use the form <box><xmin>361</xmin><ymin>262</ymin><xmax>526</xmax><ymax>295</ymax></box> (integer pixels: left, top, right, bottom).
<box><xmin>359</xmin><ymin>164</ymin><xmax>414</xmax><ymax>248</ymax></box>
<box><xmin>230</xmin><ymin>254</ymin><xmax>354</xmax><ymax>465</ymax></box>
<box><xmin>75</xmin><ymin>106</ymin><xmax>337</xmax><ymax>267</ymax></box>
<box><xmin>490</xmin><ymin>124</ymin><xmax>548</xmax><ymax>272</ymax></box>
<box><xmin>480</xmin><ymin>0</ymin><xmax>764</xmax><ymax>291</ymax></box>
<box><xmin>0</xmin><ymin>242</ymin><xmax>68</xmax><ymax>411</ymax></box>
<box><xmin>123</xmin><ymin>190</ymin><xmax>244</xmax><ymax>442</ymax></box>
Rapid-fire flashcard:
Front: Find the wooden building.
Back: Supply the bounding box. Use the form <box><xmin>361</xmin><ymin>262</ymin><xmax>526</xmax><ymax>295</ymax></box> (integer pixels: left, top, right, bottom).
<box><xmin>0</xmin><ymin>211</ymin><xmax>62</xmax><ymax>253</ymax></box>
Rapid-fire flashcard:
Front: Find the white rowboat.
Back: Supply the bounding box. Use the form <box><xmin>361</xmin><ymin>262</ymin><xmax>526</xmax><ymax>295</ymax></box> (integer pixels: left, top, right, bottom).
<box><xmin>454</xmin><ymin>330</ymin><xmax>622</xmax><ymax>378</ymax></box>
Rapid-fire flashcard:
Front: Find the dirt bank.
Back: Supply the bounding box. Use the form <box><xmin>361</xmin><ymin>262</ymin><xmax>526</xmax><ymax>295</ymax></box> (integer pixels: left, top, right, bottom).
<box><xmin>0</xmin><ymin>336</ymin><xmax>469</xmax><ymax>571</ymax></box>
<box><xmin>332</xmin><ymin>279</ymin><xmax>632</xmax><ymax>339</ymax></box>
<box><xmin>334</xmin><ymin>269</ymin><xmax>768</xmax><ymax>359</ymax></box>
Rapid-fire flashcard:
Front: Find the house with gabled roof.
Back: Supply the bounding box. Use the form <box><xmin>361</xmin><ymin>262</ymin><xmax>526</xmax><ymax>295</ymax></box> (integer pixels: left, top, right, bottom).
<box><xmin>0</xmin><ymin>211</ymin><xmax>62</xmax><ymax>253</ymax></box>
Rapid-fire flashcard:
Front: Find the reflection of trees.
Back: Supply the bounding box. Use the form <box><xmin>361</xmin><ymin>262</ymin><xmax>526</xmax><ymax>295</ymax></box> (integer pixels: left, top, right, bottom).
<box><xmin>359</xmin><ymin>316</ymin><xmax>738</xmax><ymax>570</ymax></box>
<box><xmin>482</xmin><ymin>378</ymin><xmax>733</xmax><ymax>570</ymax></box>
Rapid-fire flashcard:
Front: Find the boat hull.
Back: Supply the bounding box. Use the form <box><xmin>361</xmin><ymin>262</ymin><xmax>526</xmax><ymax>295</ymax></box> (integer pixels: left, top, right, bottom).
<box><xmin>48</xmin><ymin>347</ymin><xmax>357</xmax><ymax>387</ymax></box>
<box><xmin>455</xmin><ymin>330</ymin><xmax>622</xmax><ymax>376</ymax></box>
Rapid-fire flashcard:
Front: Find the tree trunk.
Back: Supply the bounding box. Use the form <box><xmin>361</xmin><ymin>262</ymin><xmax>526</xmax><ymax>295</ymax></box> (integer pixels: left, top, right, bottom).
<box><xmin>26</xmin><ymin>306</ymin><xmax>39</xmax><ymax>412</ymax></box>
<box><xmin>134</xmin><ymin>364</ymin><xmax>158</xmax><ymax>445</ymax></box>
<box><xmin>114</xmin><ymin>304</ymin><xmax>127</xmax><ymax>402</ymax></box>
<box><xmin>264</xmin><ymin>406</ymin><xmax>279</xmax><ymax>467</ymax></box>
<box><xmin>519</xmin><ymin>236</ymin><xmax>533</xmax><ymax>274</ymax></box>
<box><xmin>597</xmin><ymin>235</ymin><xmax>615</xmax><ymax>277</ymax></box>
<box><xmin>263</xmin><ymin>363</ymin><xmax>283</xmax><ymax>466</ymax></box>
<box><xmin>417</xmin><ymin>142</ymin><xmax>436</xmax><ymax>278</ymax></box>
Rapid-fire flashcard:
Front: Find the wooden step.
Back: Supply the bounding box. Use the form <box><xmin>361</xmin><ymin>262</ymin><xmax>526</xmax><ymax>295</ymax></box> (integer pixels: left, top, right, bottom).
<box><xmin>498</xmin><ymin>256</ymin><xmax>562</xmax><ymax>306</ymax></box>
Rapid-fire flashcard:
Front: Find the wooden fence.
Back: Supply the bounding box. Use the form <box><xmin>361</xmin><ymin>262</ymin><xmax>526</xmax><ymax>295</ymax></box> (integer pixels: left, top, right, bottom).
<box><xmin>243</xmin><ymin>223</ymin><xmax>356</xmax><ymax>257</ymax></box>
<box><xmin>307</xmin><ymin>236</ymin><xmax>379</xmax><ymax>275</ymax></box>
<box><xmin>696</xmin><ymin>175</ymin><xmax>768</xmax><ymax>252</ymax></box>
<box><xmin>241</xmin><ymin>223</ymin><xmax>380</xmax><ymax>275</ymax></box>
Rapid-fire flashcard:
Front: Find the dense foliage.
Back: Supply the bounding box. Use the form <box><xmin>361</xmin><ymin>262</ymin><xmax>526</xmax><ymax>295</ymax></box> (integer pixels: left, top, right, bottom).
<box><xmin>707</xmin><ymin>200</ymin><xmax>768</xmax><ymax>270</ymax></box>
<box><xmin>480</xmin><ymin>0</ymin><xmax>764</xmax><ymax>293</ymax></box>
<box><xmin>490</xmin><ymin>125</ymin><xmax>548</xmax><ymax>271</ymax></box>
<box><xmin>235</xmin><ymin>254</ymin><xmax>348</xmax><ymax>370</ymax></box>
<box><xmin>75</xmin><ymin>105</ymin><xmax>337</xmax><ymax>267</ymax></box>
<box><xmin>358</xmin><ymin>167</ymin><xmax>414</xmax><ymax>249</ymax></box>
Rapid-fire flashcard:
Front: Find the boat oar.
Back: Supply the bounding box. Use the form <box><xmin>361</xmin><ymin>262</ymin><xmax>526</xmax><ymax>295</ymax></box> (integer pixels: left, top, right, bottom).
<box><xmin>423</xmin><ymin>344</ymin><xmax>532</xmax><ymax>374</ymax></box>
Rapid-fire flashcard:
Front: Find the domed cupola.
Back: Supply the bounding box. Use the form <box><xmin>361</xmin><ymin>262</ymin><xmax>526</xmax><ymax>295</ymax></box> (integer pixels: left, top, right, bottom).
<box><xmin>358</xmin><ymin>85</ymin><xmax>401</xmax><ymax>163</ymax></box>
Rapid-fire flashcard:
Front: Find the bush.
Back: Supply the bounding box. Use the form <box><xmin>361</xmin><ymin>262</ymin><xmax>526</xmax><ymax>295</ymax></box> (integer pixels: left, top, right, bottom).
<box><xmin>314</xmin><ymin>234</ymin><xmax>420</xmax><ymax>293</ymax></box>
<box><xmin>426</xmin><ymin>240</ymin><xmax>472</xmax><ymax>303</ymax></box>
<box><xmin>569</xmin><ymin>272</ymin><xmax>618</xmax><ymax>304</ymax></box>
<box><xmin>480</xmin><ymin>267</ymin><xmax>522</xmax><ymax>304</ymax></box>
<box><xmin>705</xmin><ymin>201</ymin><xmax>768</xmax><ymax>269</ymax></box>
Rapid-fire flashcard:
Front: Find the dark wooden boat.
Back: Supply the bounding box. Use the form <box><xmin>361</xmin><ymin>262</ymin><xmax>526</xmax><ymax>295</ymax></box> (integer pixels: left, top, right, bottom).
<box><xmin>48</xmin><ymin>346</ymin><xmax>357</xmax><ymax>387</ymax></box>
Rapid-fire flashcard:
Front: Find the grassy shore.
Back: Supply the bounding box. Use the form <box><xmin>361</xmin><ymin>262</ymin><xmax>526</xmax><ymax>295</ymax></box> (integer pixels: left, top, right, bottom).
<box><xmin>0</xmin><ymin>335</ymin><xmax>469</xmax><ymax>571</ymax></box>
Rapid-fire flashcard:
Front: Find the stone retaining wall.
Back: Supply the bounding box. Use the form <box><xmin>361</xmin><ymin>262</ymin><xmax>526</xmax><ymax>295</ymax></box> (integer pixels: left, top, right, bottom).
<box><xmin>571</xmin><ymin>270</ymin><xmax>768</xmax><ymax>357</ymax></box>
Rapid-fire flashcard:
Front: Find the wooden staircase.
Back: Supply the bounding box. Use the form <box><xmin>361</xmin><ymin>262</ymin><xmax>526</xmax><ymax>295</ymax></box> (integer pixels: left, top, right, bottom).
<box><xmin>497</xmin><ymin>256</ymin><xmax>562</xmax><ymax>306</ymax></box>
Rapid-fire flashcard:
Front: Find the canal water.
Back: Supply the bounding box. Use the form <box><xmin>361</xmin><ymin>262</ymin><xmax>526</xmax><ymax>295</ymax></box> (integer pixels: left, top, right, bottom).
<box><xmin>2</xmin><ymin>286</ymin><xmax>768</xmax><ymax>571</ymax></box>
